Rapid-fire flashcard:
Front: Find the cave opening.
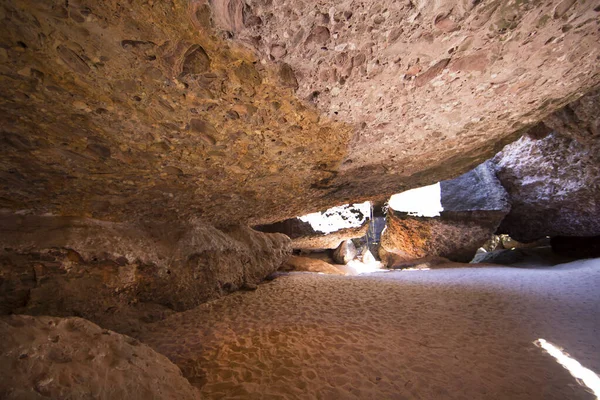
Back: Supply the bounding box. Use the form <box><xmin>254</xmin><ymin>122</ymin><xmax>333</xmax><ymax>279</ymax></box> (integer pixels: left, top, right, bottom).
<box><xmin>1</xmin><ymin>0</ymin><xmax>599</xmax><ymax>398</ymax></box>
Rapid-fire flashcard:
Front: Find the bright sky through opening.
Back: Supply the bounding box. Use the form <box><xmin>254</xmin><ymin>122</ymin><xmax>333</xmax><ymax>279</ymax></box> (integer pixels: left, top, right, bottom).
<box><xmin>388</xmin><ymin>182</ymin><xmax>443</xmax><ymax>217</ymax></box>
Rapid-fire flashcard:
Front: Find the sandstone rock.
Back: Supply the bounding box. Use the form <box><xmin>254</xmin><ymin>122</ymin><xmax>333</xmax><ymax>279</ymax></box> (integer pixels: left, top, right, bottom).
<box><xmin>381</xmin><ymin>162</ymin><xmax>510</xmax><ymax>263</ymax></box>
<box><xmin>0</xmin><ymin>315</ymin><xmax>199</xmax><ymax>400</ymax></box>
<box><xmin>543</xmin><ymin>87</ymin><xmax>600</xmax><ymax>146</ymax></box>
<box><xmin>238</xmin><ymin>0</ymin><xmax>600</xmax><ymax>211</ymax></box>
<box><xmin>493</xmin><ymin>133</ymin><xmax>600</xmax><ymax>242</ymax></box>
<box><xmin>332</xmin><ymin>240</ymin><xmax>357</xmax><ymax>265</ymax></box>
<box><xmin>380</xmin><ymin>209</ymin><xmax>507</xmax><ymax>263</ymax></box>
<box><xmin>0</xmin><ymin>1</ymin><xmax>598</xmax><ymax>228</ymax></box>
<box><xmin>0</xmin><ymin>214</ymin><xmax>290</xmax><ymax>335</ymax></box>
<box><xmin>281</xmin><ymin>256</ymin><xmax>345</xmax><ymax>275</ymax></box>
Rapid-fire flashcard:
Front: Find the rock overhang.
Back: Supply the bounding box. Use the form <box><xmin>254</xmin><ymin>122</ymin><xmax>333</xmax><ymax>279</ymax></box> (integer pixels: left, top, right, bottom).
<box><xmin>0</xmin><ymin>0</ymin><xmax>598</xmax><ymax>227</ymax></box>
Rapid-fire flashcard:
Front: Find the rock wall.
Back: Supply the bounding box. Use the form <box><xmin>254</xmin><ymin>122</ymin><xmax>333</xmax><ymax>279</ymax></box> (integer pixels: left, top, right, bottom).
<box><xmin>0</xmin><ymin>0</ymin><xmax>599</xmax><ymax>228</ymax></box>
<box><xmin>0</xmin><ymin>315</ymin><xmax>200</xmax><ymax>400</ymax></box>
<box><xmin>0</xmin><ymin>213</ymin><xmax>290</xmax><ymax>335</ymax></box>
<box><xmin>493</xmin><ymin>132</ymin><xmax>600</xmax><ymax>242</ymax></box>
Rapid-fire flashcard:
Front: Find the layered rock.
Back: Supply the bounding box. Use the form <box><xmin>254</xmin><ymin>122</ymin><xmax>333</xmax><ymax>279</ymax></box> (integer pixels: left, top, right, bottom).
<box><xmin>380</xmin><ymin>162</ymin><xmax>510</xmax><ymax>263</ymax></box>
<box><xmin>0</xmin><ymin>0</ymin><xmax>598</xmax><ymax>228</ymax></box>
<box><xmin>0</xmin><ymin>315</ymin><xmax>199</xmax><ymax>400</ymax></box>
<box><xmin>255</xmin><ymin>203</ymin><xmax>369</xmax><ymax>250</ymax></box>
<box><xmin>493</xmin><ymin>133</ymin><xmax>600</xmax><ymax>242</ymax></box>
<box><xmin>0</xmin><ymin>213</ymin><xmax>290</xmax><ymax>335</ymax></box>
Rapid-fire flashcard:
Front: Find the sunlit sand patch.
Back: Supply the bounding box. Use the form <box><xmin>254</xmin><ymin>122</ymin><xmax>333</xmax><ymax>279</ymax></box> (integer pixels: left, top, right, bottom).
<box><xmin>535</xmin><ymin>338</ymin><xmax>600</xmax><ymax>399</ymax></box>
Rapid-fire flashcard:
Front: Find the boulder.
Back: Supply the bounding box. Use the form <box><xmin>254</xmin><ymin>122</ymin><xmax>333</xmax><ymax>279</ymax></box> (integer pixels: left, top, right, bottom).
<box><xmin>493</xmin><ymin>132</ymin><xmax>600</xmax><ymax>242</ymax></box>
<box><xmin>0</xmin><ymin>315</ymin><xmax>199</xmax><ymax>400</ymax></box>
<box><xmin>0</xmin><ymin>213</ymin><xmax>291</xmax><ymax>336</ymax></box>
<box><xmin>281</xmin><ymin>256</ymin><xmax>345</xmax><ymax>275</ymax></box>
<box><xmin>332</xmin><ymin>240</ymin><xmax>357</xmax><ymax>265</ymax></box>
<box><xmin>380</xmin><ymin>162</ymin><xmax>510</xmax><ymax>263</ymax></box>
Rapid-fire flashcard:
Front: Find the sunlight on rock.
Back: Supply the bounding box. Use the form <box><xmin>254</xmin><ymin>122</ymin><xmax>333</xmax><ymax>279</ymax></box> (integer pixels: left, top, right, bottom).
<box><xmin>299</xmin><ymin>202</ymin><xmax>371</xmax><ymax>234</ymax></box>
<box><xmin>347</xmin><ymin>259</ymin><xmax>382</xmax><ymax>274</ymax></box>
<box><xmin>388</xmin><ymin>183</ymin><xmax>443</xmax><ymax>217</ymax></box>
<box><xmin>535</xmin><ymin>338</ymin><xmax>600</xmax><ymax>398</ymax></box>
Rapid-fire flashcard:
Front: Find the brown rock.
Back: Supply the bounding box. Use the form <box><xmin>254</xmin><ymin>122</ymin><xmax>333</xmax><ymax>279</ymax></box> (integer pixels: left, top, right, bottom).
<box><xmin>332</xmin><ymin>240</ymin><xmax>357</xmax><ymax>265</ymax></box>
<box><xmin>0</xmin><ymin>214</ymin><xmax>291</xmax><ymax>335</ymax></box>
<box><xmin>0</xmin><ymin>315</ymin><xmax>200</xmax><ymax>400</ymax></box>
<box><xmin>281</xmin><ymin>256</ymin><xmax>345</xmax><ymax>275</ymax></box>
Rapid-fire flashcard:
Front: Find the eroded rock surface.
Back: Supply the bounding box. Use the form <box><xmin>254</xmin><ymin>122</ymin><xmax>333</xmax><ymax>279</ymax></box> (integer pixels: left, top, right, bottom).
<box><xmin>493</xmin><ymin>133</ymin><xmax>600</xmax><ymax>242</ymax></box>
<box><xmin>0</xmin><ymin>315</ymin><xmax>200</xmax><ymax>400</ymax></box>
<box><xmin>0</xmin><ymin>214</ymin><xmax>290</xmax><ymax>335</ymax></box>
<box><xmin>0</xmin><ymin>1</ymin><xmax>599</xmax><ymax>227</ymax></box>
<box><xmin>381</xmin><ymin>162</ymin><xmax>509</xmax><ymax>263</ymax></box>
<box><xmin>240</xmin><ymin>0</ymin><xmax>600</xmax><ymax>203</ymax></box>
<box><xmin>543</xmin><ymin>88</ymin><xmax>600</xmax><ymax>146</ymax></box>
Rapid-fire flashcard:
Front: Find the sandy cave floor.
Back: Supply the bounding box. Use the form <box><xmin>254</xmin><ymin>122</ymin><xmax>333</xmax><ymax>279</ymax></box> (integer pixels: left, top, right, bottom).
<box><xmin>139</xmin><ymin>258</ymin><xmax>600</xmax><ymax>400</ymax></box>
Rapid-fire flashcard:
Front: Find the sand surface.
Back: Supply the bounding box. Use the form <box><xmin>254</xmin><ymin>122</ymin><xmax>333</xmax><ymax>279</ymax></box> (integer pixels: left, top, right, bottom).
<box><xmin>140</xmin><ymin>258</ymin><xmax>600</xmax><ymax>400</ymax></box>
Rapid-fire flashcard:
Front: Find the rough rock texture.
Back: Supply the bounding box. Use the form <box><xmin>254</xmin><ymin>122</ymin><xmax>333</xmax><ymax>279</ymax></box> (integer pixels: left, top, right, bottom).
<box><xmin>255</xmin><ymin>216</ymin><xmax>368</xmax><ymax>250</ymax></box>
<box><xmin>0</xmin><ymin>1</ymin><xmax>599</xmax><ymax>227</ymax></box>
<box><xmin>281</xmin><ymin>256</ymin><xmax>345</xmax><ymax>275</ymax></box>
<box><xmin>240</xmin><ymin>0</ymin><xmax>600</xmax><ymax>205</ymax></box>
<box><xmin>493</xmin><ymin>133</ymin><xmax>600</xmax><ymax>242</ymax></box>
<box><xmin>381</xmin><ymin>163</ymin><xmax>510</xmax><ymax>263</ymax></box>
<box><xmin>380</xmin><ymin>209</ymin><xmax>508</xmax><ymax>263</ymax></box>
<box><xmin>0</xmin><ymin>0</ymin><xmax>352</xmax><ymax>227</ymax></box>
<box><xmin>0</xmin><ymin>213</ymin><xmax>290</xmax><ymax>335</ymax></box>
<box><xmin>543</xmin><ymin>88</ymin><xmax>600</xmax><ymax>145</ymax></box>
<box><xmin>441</xmin><ymin>161</ymin><xmax>510</xmax><ymax>212</ymax></box>
<box><xmin>332</xmin><ymin>239</ymin><xmax>357</xmax><ymax>265</ymax></box>
<box><xmin>0</xmin><ymin>315</ymin><xmax>200</xmax><ymax>400</ymax></box>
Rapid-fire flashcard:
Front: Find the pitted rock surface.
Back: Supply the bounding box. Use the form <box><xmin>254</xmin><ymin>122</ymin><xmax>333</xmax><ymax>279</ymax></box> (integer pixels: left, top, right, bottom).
<box><xmin>493</xmin><ymin>133</ymin><xmax>600</xmax><ymax>242</ymax></box>
<box><xmin>0</xmin><ymin>315</ymin><xmax>200</xmax><ymax>400</ymax></box>
<box><xmin>0</xmin><ymin>1</ymin><xmax>599</xmax><ymax>226</ymax></box>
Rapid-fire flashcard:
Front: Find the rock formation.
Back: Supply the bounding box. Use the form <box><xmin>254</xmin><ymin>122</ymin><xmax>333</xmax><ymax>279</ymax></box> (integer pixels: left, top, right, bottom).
<box><xmin>0</xmin><ymin>213</ymin><xmax>290</xmax><ymax>335</ymax></box>
<box><xmin>0</xmin><ymin>0</ymin><xmax>600</xmax><ymax>395</ymax></box>
<box><xmin>332</xmin><ymin>240</ymin><xmax>357</xmax><ymax>265</ymax></box>
<box><xmin>255</xmin><ymin>203</ymin><xmax>369</xmax><ymax>250</ymax></box>
<box><xmin>0</xmin><ymin>315</ymin><xmax>200</xmax><ymax>400</ymax></box>
<box><xmin>493</xmin><ymin>132</ymin><xmax>600</xmax><ymax>242</ymax></box>
<box><xmin>380</xmin><ymin>162</ymin><xmax>510</xmax><ymax>263</ymax></box>
<box><xmin>0</xmin><ymin>0</ymin><xmax>598</xmax><ymax>228</ymax></box>
<box><xmin>543</xmin><ymin>88</ymin><xmax>600</xmax><ymax>146</ymax></box>
<box><xmin>281</xmin><ymin>255</ymin><xmax>345</xmax><ymax>275</ymax></box>
<box><xmin>239</xmin><ymin>0</ymin><xmax>600</xmax><ymax>204</ymax></box>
